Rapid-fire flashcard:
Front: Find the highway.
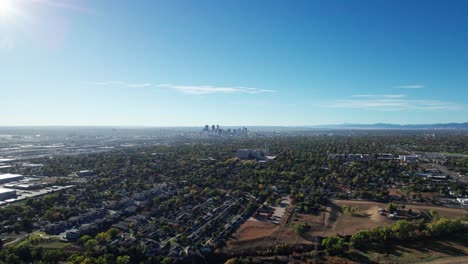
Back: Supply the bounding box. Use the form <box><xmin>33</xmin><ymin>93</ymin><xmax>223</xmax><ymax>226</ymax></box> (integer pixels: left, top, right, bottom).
<box><xmin>431</xmin><ymin>163</ymin><xmax>468</xmax><ymax>184</ymax></box>
<box><xmin>393</xmin><ymin>145</ymin><xmax>467</xmax><ymax>184</ymax></box>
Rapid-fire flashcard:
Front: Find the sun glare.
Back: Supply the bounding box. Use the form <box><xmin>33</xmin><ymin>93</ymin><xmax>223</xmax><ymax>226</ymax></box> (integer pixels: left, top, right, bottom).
<box><xmin>0</xmin><ymin>0</ymin><xmax>16</xmax><ymax>20</ymax></box>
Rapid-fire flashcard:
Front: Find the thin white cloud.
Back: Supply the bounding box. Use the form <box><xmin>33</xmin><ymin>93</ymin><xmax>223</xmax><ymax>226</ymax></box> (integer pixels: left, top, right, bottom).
<box><xmin>352</xmin><ymin>94</ymin><xmax>407</xmax><ymax>98</ymax></box>
<box><xmin>92</xmin><ymin>81</ymin><xmax>125</xmax><ymax>86</ymax></box>
<box><xmin>31</xmin><ymin>0</ymin><xmax>94</xmax><ymax>14</ymax></box>
<box><xmin>127</xmin><ymin>83</ymin><xmax>152</xmax><ymax>88</ymax></box>
<box><xmin>397</xmin><ymin>85</ymin><xmax>425</xmax><ymax>89</ymax></box>
<box><xmin>157</xmin><ymin>84</ymin><xmax>276</xmax><ymax>95</ymax></box>
<box><xmin>91</xmin><ymin>81</ymin><xmax>153</xmax><ymax>88</ymax></box>
<box><xmin>331</xmin><ymin>95</ymin><xmax>462</xmax><ymax>111</ymax></box>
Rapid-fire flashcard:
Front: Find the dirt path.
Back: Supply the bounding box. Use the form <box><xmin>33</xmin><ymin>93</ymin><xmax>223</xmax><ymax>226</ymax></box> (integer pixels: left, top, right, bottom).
<box><xmin>3</xmin><ymin>234</ymin><xmax>28</xmax><ymax>247</ymax></box>
<box><xmin>332</xmin><ymin>199</ymin><xmax>468</xmax><ymax>218</ymax></box>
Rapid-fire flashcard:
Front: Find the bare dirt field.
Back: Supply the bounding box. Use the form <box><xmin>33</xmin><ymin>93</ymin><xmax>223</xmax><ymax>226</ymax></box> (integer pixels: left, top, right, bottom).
<box><xmin>288</xmin><ymin>200</ymin><xmax>396</xmax><ymax>237</ymax></box>
<box><xmin>404</xmin><ymin>204</ymin><xmax>467</xmax><ymax>218</ymax></box>
<box><xmin>328</xmin><ymin>200</ymin><xmax>467</xmax><ymax>236</ymax></box>
<box><xmin>230</xmin><ymin>220</ymin><xmax>279</xmax><ymax>242</ymax></box>
<box><xmin>225</xmin><ymin>219</ymin><xmax>312</xmax><ymax>254</ymax></box>
<box><xmin>224</xmin><ymin>199</ymin><xmax>467</xmax><ymax>255</ymax></box>
<box><xmin>331</xmin><ymin>200</ymin><xmax>395</xmax><ymax>236</ymax></box>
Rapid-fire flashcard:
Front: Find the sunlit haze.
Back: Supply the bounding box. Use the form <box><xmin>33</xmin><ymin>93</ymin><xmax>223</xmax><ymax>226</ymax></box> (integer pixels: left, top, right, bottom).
<box><xmin>0</xmin><ymin>2</ymin><xmax>468</xmax><ymax>263</ymax></box>
<box><xmin>0</xmin><ymin>0</ymin><xmax>15</xmax><ymax>20</ymax></box>
<box><xmin>1</xmin><ymin>0</ymin><xmax>468</xmax><ymax>126</ymax></box>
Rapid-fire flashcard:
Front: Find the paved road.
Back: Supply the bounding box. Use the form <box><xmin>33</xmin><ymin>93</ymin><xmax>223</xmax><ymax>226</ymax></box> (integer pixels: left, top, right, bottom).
<box><xmin>394</xmin><ymin>146</ymin><xmax>467</xmax><ymax>184</ymax></box>
<box><xmin>431</xmin><ymin>163</ymin><xmax>467</xmax><ymax>184</ymax></box>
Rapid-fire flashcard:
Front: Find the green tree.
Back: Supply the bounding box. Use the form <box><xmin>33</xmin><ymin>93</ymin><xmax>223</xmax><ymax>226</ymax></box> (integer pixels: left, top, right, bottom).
<box><xmin>292</xmin><ymin>222</ymin><xmax>310</xmax><ymax>235</ymax></box>
<box><xmin>6</xmin><ymin>254</ymin><xmax>20</xmax><ymax>264</ymax></box>
<box><xmin>391</xmin><ymin>220</ymin><xmax>415</xmax><ymax>240</ymax></box>
<box><xmin>161</xmin><ymin>257</ymin><xmax>173</xmax><ymax>264</ymax></box>
<box><xmin>428</xmin><ymin>209</ymin><xmax>439</xmax><ymax>220</ymax></box>
<box><xmin>78</xmin><ymin>235</ymin><xmax>92</xmax><ymax>245</ymax></box>
<box><xmin>427</xmin><ymin>217</ymin><xmax>463</xmax><ymax>236</ymax></box>
<box><xmin>84</xmin><ymin>238</ymin><xmax>98</xmax><ymax>252</ymax></box>
<box><xmin>321</xmin><ymin>235</ymin><xmax>345</xmax><ymax>255</ymax></box>
<box><xmin>106</xmin><ymin>228</ymin><xmax>120</xmax><ymax>239</ymax></box>
<box><xmin>350</xmin><ymin>231</ymin><xmax>370</xmax><ymax>249</ymax></box>
<box><xmin>116</xmin><ymin>255</ymin><xmax>131</xmax><ymax>264</ymax></box>
<box><xmin>387</xmin><ymin>203</ymin><xmax>399</xmax><ymax>213</ymax></box>
<box><xmin>95</xmin><ymin>232</ymin><xmax>110</xmax><ymax>245</ymax></box>
<box><xmin>12</xmin><ymin>242</ymin><xmax>32</xmax><ymax>263</ymax></box>
<box><xmin>42</xmin><ymin>249</ymin><xmax>62</xmax><ymax>263</ymax></box>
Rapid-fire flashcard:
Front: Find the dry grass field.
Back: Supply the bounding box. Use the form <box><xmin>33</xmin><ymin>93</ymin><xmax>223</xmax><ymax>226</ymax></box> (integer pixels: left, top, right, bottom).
<box><xmin>225</xmin><ymin>199</ymin><xmax>467</xmax><ymax>255</ymax></box>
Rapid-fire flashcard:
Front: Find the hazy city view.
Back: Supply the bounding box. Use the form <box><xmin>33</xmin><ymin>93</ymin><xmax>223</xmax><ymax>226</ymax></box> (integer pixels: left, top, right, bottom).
<box><xmin>1</xmin><ymin>1</ymin><xmax>468</xmax><ymax>264</ymax></box>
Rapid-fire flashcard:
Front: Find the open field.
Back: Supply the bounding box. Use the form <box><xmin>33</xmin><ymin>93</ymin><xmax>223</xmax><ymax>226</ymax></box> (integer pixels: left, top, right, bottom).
<box><xmin>330</xmin><ymin>200</ymin><xmax>467</xmax><ymax>236</ymax></box>
<box><xmin>403</xmin><ymin>204</ymin><xmax>468</xmax><ymax>218</ymax></box>
<box><xmin>242</xmin><ymin>232</ymin><xmax>468</xmax><ymax>264</ymax></box>
<box><xmin>230</xmin><ymin>220</ymin><xmax>278</xmax><ymax>242</ymax></box>
<box><xmin>225</xmin><ymin>199</ymin><xmax>310</xmax><ymax>254</ymax></box>
<box><xmin>225</xmin><ymin>199</ymin><xmax>468</xmax><ymax>255</ymax></box>
<box><xmin>293</xmin><ymin>200</ymin><xmax>396</xmax><ymax>238</ymax></box>
<box><xmin>225</xmin><ymin>218</ymin><xmax>312</xmax><ymax>254</ymax></box>
<box><xmin>293</xmin><ymin>199</ymin><xmax>396</xmax><ymax>237</ymax></box>
<box><xmin>331</xmin><ymin>232</ymin><xmax>468</xmax><ymax>264</ymax></box>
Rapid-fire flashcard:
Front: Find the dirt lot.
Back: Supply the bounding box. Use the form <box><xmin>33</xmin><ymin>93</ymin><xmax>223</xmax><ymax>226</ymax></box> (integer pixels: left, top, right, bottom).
<box><xmin>403</xmin><ymin>204</ymin><xmax>467</xmax><ymax>218</ymax></box>
<box><xmin>230</xmin><ymin>220</ymin><xmax>279</xmax><ymax>242</ymax></box>
<box><xmin>330</xmin><ymin>200</ymin><xmax>467</xmax><ymax>236</ymax></box>
<box><xmin>225</xmin><ymin>199</ymin><xmax>467</xmax><ymax>254</ymax></box>
<box><xmin>287</xmin><ymin>200</ymin><xmax>397</xmax><ymax>237</ymax></box>
<box><xmin>225</xmin><ymin>218</ymin><xmax>312</xmax><ymax>254</ymax></box>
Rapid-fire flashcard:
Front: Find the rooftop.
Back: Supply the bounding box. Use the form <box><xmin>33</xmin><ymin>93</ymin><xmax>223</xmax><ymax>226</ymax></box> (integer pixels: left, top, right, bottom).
<box><xmin>0</xmin><ymin>173</ymin><xmax>23</xmax><ymax>180</ymax></box>
<box><xmin>0</xmin><ymin>188</ymin><xmax>16</xmax><ymax>194</ymax></box>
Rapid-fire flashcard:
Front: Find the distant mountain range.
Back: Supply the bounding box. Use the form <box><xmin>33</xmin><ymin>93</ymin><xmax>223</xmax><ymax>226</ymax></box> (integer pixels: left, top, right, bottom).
<box><xmin>312</xmin><ymin>122</ymin><xmax>468</xmax><ymax>130</ymax></box>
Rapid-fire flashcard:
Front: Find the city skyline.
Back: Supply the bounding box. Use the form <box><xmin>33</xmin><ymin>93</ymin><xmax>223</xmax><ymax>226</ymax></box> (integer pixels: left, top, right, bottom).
<box><xmin>1</xmin><ymin>0</ymin><xmax>468</xmax><ymax>126</ymax></box>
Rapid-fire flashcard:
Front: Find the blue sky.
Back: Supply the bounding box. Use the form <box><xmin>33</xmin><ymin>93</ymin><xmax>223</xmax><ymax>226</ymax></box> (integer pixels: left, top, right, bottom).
<box><xmin>1</xmin><ymin>0</ymin><xmax>467</xmax><ymax>126</ymax></box>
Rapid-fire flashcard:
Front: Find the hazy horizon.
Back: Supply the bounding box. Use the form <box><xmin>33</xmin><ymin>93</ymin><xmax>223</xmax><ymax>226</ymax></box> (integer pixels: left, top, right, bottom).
<box><xmin>1</xmin><ymin>121</ymin><xmax>468</xmax><ymax>129</ymax></box>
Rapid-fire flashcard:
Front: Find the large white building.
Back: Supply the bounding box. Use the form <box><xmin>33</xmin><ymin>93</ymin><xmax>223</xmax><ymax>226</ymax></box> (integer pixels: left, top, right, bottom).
<box><xmin>0</xmin><ymin>173</ymin><xmax>24</xmax><ymax>184</ymax></box>
<box><xmin>457</xmin><ymin>198</ymin><xmax>468</xmax><ymax>206</ymax></box>
<box><xmin>0</xmin><ymin>188</ymin><xmax>16</xmax><ymax>201</ymax></box>
<box><xmin>399</xmin><ymin>155</ymin><xmax>419</xmax><ymax>163</ymax></box>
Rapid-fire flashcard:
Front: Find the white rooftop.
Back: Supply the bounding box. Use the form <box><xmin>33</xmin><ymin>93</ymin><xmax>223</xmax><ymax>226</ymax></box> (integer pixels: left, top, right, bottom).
<box><xmin>0</xmin><ymin>173</ymin><xmax>23</xmax><ymax>180</ymax></box>
<box><xmin>0</xmin><ymin>188</ymin><xmax>16</xmax><ymax>194</ymax></box>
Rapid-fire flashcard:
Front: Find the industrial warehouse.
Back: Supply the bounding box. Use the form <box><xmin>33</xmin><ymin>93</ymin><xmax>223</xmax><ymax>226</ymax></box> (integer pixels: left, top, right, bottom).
<box><xmin>0</xmin><ymin>173</ymin><xmax>24</xmax><ymax>184</ymax></box>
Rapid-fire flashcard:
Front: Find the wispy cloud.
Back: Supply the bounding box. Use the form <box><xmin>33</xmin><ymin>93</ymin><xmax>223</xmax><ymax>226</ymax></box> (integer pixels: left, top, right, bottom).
<box><xmin>31</xmin><ymin>0</ymin><xmax>94</xmax><ymax>14</ymax></box>
<box><xmin>127</xmin><ymin>83</ymin><xmax>152</xmax><ymax>88</ymax></box>
<box><xmin>90</xmin><ymin>82</ymin><xmax>275</xmax><ymax>95</ymax></box>
<box><xmin>397</xmin><ymin>85</ymin><xmax>425</xmax><ymax>89</ymax></box>
<box><xmin>91</xmin><ymin>81</ymin><xmax>153</xmax><ymax>88</ymax></box>
<box><xmin>352</xmin><ymin>94</ymin><xmax>407</xmax><ymax>98</ymax></box>
<box><xmin>92</xmin><ymin>81</ymin><xmax>125</xmax><ymax>86</ymax></box>
<box><xmin>331</xmin><ymin>95</ymin><xmax>462</xmax><ymax>111</ymax></box>
<box><xmin>157</xmin><ymin>84</ymin><xmax>276</xmax><ymax>95</ymax></box>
